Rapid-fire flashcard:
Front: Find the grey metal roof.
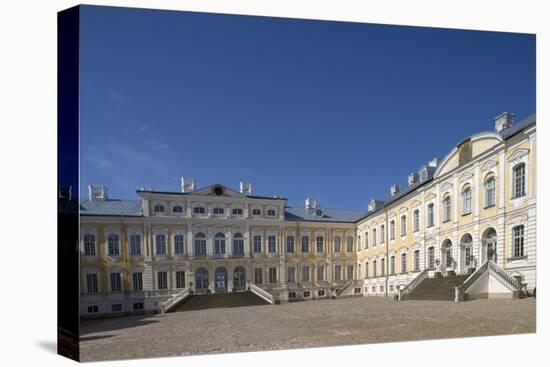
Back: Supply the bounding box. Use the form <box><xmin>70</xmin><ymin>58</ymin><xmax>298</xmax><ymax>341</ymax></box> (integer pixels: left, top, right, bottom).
<box><xmin>500</xmin><ymin>113</ymin><xmax>536</xmax><ymax>139</ymax></box>
<box><xmin>80</xmin><ymin>199</ymin><xmax>142</xmax><ymax>216</ymax></box>
<box><xmin>284</xmin><ymin>207</ymin><xmax>366</xmax><ymax>223</ymax></box>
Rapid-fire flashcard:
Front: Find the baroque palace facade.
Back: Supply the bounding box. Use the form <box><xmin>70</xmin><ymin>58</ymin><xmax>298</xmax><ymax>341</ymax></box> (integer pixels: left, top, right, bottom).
<box><xmin>78</xmin><ymin>112</ymin><xmax>536</xmax><ymax>316</ymax></box>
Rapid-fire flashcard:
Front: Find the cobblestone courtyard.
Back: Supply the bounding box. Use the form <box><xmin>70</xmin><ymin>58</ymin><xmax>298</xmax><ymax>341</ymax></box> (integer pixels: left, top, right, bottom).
<box><xmin>79</xmin><ymin>297</ymin><xmax>536</xmax><ymax>362</ymax></box>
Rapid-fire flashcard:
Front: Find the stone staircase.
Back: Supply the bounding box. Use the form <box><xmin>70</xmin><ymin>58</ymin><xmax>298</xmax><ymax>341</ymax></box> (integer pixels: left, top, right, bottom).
<box><xmin>168</xmin><ymin>291</ymin><xmax>270</xmax><ymax>312</ymax></box>
<box><xmin>404</xmin><ymin>275</ymin><xmax>469</xmax><ymax>301</ymax></box>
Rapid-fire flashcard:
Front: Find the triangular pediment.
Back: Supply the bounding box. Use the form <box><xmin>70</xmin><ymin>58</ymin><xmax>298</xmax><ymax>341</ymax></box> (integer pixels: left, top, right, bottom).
<box><xmin>191</xmin><ymin>184</ymin><xmax>245</xmax><ymax>198</ymax></box>
<box><xmin>481</xmin><ymin>159</ymin><xmax>498</xmax><ymax>172</ymax></box>
<box><xmin>459</xmin><ymin>171</ymin><xmax>474</xmax><ymax>183</ymax></box>
<box><xmin>425</xmin><ymin>192</ymin><xmax>436</xmax><ymax>201</ymax></box>
<box><xmin>507</xmin><ymin>148</ymin><xmax>529</xmax><ymax>164</ymax></box>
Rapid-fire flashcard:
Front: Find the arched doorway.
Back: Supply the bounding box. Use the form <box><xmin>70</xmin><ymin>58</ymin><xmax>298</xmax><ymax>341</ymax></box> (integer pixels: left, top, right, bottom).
<box><xmin>233</xmin><ymin>266</ymin><xmax>246</xmax><ymax>291</ymax></box>
<box><xmin>195</xmin><ymin>267</ymin><xmax>209</xmax><ymax>294</ymax></box>
<box><xmin>482</xmin><ymin>227</ymin><xmax>498</xmax><ymax>263</ymax></box>
<box><xmin>441</xmin><ymin>239</ymin><xmax>453</xmax><ymax>273</ymax></box>
<box><xmin>215</xmin><ymin>267</ymin><xmax>228</xmax><ymax>293</ymax></box>
<box><xmin>460</xmin><ymin>233</ymin><xmax>474</xmax><ymax>273</ymax></box>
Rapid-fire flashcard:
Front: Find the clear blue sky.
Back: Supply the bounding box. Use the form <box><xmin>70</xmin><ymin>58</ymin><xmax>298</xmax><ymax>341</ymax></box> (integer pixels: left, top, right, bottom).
<box><xmin>79</xmin><ymin>5</ymin><xmax>535</xmax><ymax>210</ymax></box>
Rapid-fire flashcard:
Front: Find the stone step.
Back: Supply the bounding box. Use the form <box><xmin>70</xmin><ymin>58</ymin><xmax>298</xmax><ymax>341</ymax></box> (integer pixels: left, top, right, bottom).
<box><xmin>404</xmin><ymin>275</ymin><xmax>468</xmax><ymax>301</ymax></box>
<box><xmin>169</xmin><ymin>291</ymin><xmax>270</xmax><ymax>312</ymax></box>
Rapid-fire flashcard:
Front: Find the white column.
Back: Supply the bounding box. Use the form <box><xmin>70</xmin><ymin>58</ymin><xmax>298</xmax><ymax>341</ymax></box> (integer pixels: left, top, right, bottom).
<box><xmin>187</xmin><ymin>223</ymin><xmax>194</xmax><ymax>258</ymax></box>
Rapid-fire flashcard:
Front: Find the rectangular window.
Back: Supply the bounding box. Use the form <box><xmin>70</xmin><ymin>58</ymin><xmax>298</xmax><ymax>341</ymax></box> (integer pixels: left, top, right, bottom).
<box><xmin>401</xmin><ymin>216</ymin><xmax>407</xmax><ymax>236</ymax></box>
<box><xmin>334</xmin><ymin>265</ymin><xmax>342</xmax><ymax>281</ymax></box>
<box><xmin>317</xmin><ymin>266</ymin><xmax>325</xmax><ymax>281</ymax></box>
<box><xmin>108</xmin><ymin>234</ymin><xmax>120</xmax><ymax>256</ymax></box>
<box><xmin>194</xmin><ymin>238</ymin><xmax>206</xmax><ymax>255</ymax></box>
<box><xmin>365</xmin><ymin>232</ymin><xmax>369</xmax><ymax>249</ymax></box>
<box><xmin>302</xmin><ymin>266</ymin><xmax>310</xmax><ymax>282</ymax></box>
<box><xmin>372</xmin><ymin>229</ymin><xmax>377</xmax><ymax>245</ymax></box>
<box><xmin>254</xmin><ymin>268</ymin><xmax>263</xmax><ymax>284</ymax></box>
<box><xmin>462</xmin><ymin>188</ymin><xmax>472</xmax><ymax>215</ymax></box>
<box><xmin>287</xmin><ymin>267</ymin><xmax>296</xmax><ymax>283</ymax></box>
<box><xmin>427</xmin><ymin>204</ymin><xmax>434</xmax><ymax>227</ymax></box>
<box><xmin>253</xmin><ymin>235</ymin><xmax>262</xmax><ymax>253</ymax></box>
<box><xmin>86</xmin><ymin>273</ymin><xmax>98</xmax><ymax>293</ymax></box>
<box><xmin>347</xmin><ymin>265</ymin><xmax>354</xmax><ymax>280</ymax></box>
<box><xmin>174</xmin><ymin>235</ymin><xmax>184</xmax><ymax>255</ymax></box>
<box><xmin>334</xmin><ymin>237</ymin><xmax>341</xmax><ymax>253</ymax></box>
<box><xmin>268</xmin><ymin>235</ymin><xmax>277</xmax><ymax>253</ymax></box>
<box><xmin>157</xmin><ymin>271</ymin><xmax>168</xmax><ymax>290</ymax></box>
<box><xmin>301</xmin><ymin>236</ymin><xmax>310</xmax><ymax>253</ymax></box>
<box><xmin>176</xmin><ymin>270</ymin><xmax>186</xmax><ymax>288</ymax></box>
<box><xmin>84</xmin><ymin>235</ymin><xmax>96</xmax><ymax>256</ymax></box>
<box><xmin>414</xmin><ymin>210</ymin><xmax>420</xmax><ymax>232</ymax></box>
<box><xmin>401</xmin><ymin>253</ymin><xmax>407</xmax><ymax>273</ymax></box>
<box><xmin>390</xmin><ymin>256</ymin><xmax>395</xmax><ymax>274</ymax></box>
<box><xmin>268</xmin><ymin>267</ymin><xmax>277</xmax><ymax>283</ymax></box>
<box><xmin>380</xmin><ymin>225</ymin><xmax>385</xmax><ymax>244</ymax></box>
<box><xmin>414</xmin><ymin>250</ymin><xmax>420</xmax><ymax>272</ymax></box>
<box><xmin>373</xmin><ymin>260</ymin><xmax>377</xmax><ymax>277</ymax></box>
<box><xmin>485</xmin><ymin>178</ymin><xmax>496</xmax><ymax>207</ymax></box>
<box><xmin>156</xmin><ymin>235</ymin><xmax>167</xmax><ymax>255</ymax></box>
<box><xmin>380</xmin><ymin>258</ymin><xmax>385</xmax><ymax>276</ymax></box>
<box><xmin>513</xmin><ymin>164</ymin><xmax>526</xmax><ymax>198</ymax></box>
<box><xmin>132</xmin><ymin>272</ymin><xmax>143</xmax><ymax>291</ymax></box>
<box><xmin>286</xmin><ymin>235</ymin><xmax>295</xmax><ymax>253</ymax></box>
<box><xmin>112</xmin><ymin>304</ymin><xmax>122</xmax><ymax>312</ymax></box>
<box><xmin>465</xmin><ymin>247</ymin><xmax>471</xmax><ymax>266</ymax></box>
<box><xmin>365</xmin><ymin>262</ymin><xmax>369</xmax><ymax>278</ymax></box>
<box><xmin>346</xmin><ymin>236</ymin><xmax>354</xmax><ymax>252</ymax></box>
<box><xmin>444</xmin><ymin>198</ymin><xmax>452</xmax><ymax>222</ymax></box>
<box><xmin>513</xmin><ymin>225</ymin><xmax>525</xmax><ymax>258</ymax></box>
<box><xmin>428</xmin><ymin>247</ymin><xmax>435</xmax><ymax>269</ymax></box>
<box><xmin>390</xmin><ymin>221</ymin><xmax>395</xmax><ymax>240</ymax></box>
<box><xmin>316</xmin><ymin>236</ymin><xmax>324</xmax><ymax>253</ymax></box>
<box><xmin>110</xmin><ymin>272</ymin><xmax>122</xmax><ymax>292</ymax></box>
<box><xmin>130</xmin><ymin>234</ymin><xmax>141</xmax><ymax>256</ymax></box>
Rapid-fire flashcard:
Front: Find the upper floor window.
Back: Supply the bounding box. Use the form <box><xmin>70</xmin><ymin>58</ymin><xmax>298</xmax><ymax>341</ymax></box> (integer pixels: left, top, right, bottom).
<box><xmin>253</xmin><ymin>235</ymin><xmax>262</xmax><ymax>253</ymax></box>
<box><xmin>153</xmin><ymin>204</ymin><xmax>165</xmax><ymax>213</ymax></box>
<box><xmin>414</xmin><ymin>250</ymin><xmax>420</xmax><ymax>271</ymax></box>
<box><xmin>130</xmin><ymin>234</ymin><xmax>141</xmax><ymax>256</ymax></box>
<box><xmin>155</xmin><ymin>234</ymin><xmax>167</xmax><ymax>255</ymax></box>
<box><xmin>252</xmin><ymin>208</ymin><xmax>261</xmax><ymax>216</ymax></box>
<box><xmin>513</xmin><ymin>225</ymin><xmax>525</xmax><ymax>258</ymax></box>
<box><xmin>365</xmin><ymin>232</ymin><xmax>369</xmax><ymax>248</ymax></box>
<box><xmin>372</xmin><ymin>260</ymin><xmax>377</xmax><ymax>277</ymax></box>
<box><xmin>365</xmin><ymin>262</ymin><xmax>369</xmax><ymax>278</ymax></box>
<box><xmin>233</xmin><ymin>233</ymin><xmax>244</xmax><ymax>254</ymax></box>
<box><xmin>372</xmin><ymin>228</ymin><xmax>377</xmax><ymax>245</ymax></box>
<box><xmin>86</xmin><ymin>273</ymin><xmax>98</xmax><ymax>293</ymax></box>
<box><xmin>214</xmin><ymin>232</ymin><xmax>226</xmax><ymax>255</ymax></box>
<box><xmin>346</xmin><ymin>236</ymin><xmax>354</xmax><ymax>252</ymax></box>
<box><xmin>194</xmin><ymin>232</ymin><xmax>207</xmax><ymax>255</ymax></box>
<box><xmin>316</xmin><ymin>236</ymin><xmax>324</xmax><ymax>253</ymax></box>
<box><xmin>380</xmin><ymin>225</ymin><xmax>385</xmax><ymax>243</ymax></box>
<box><xmin>427</xmin><ymin>203</ymin><xmax>435</xmax><ymax>227</ymax></box>
<box><xmin>390</xmin><ymin>220</ymin><xmax>396</xmax><ymax>240</ymax></box>
<box><xmin>172</xmin><ymin>205</ymin><xmax>183</xmax><ymax>214</ymax></box>
<box><xmin>400</xmin><ymin>215</ymin><xmax>407</xmax><ymax>236</ymax></box>
<box><xmin>443</xmin><ymin>195</ymin><xmax>452</xmax><ymax>222</ymax></box>
<box><xmin>267</xmin><ymin>209</ymin><xmax>276</xmax><ymax>217</ymax></box>
<box><xmin>213</xmin><ymin>207</ymin><xmax>225</xmax><ymax>215</ymax></box>
<box><xmin>286</xmin><ymin>235</ymin><xmax>295</xmax><ymax>253</ymax></box>
<box><xmin>301</xmin><ymin>236</ymin><xmax>310</xmax><ymax>253</ymax></box>
<box><xmin>334</xmin><ymin>236</ymin><xmax>341</xmax><ymax>253</ymax></box>
<box><xmin>84</xmin><ymin>234</ymin><xmax>96</xmax><ymax>256</ymax></box>
<box><xmin>413</xmin><ymin>209</ymin><xmax>420</xmax><ymax>232</ymax></box>
<box><xmin>380</xmin><ymin>258</ymin><xmax>386</xmax><ymax>276</ymax></box>
<box><xmin>462</xmin><ymin>186</ymin><xmax>472</xmax><ymax>215</ymax></box>
<box><xmin>401</xmin><ymin>253</ymin><xmax>407</xmax><ymax>273</ymax></box>
<box><xmin>513</xmin><ymin>163</ymin><xmax>526</xmax><ymax>198</ymax></box>
<box><xmin>268</xmin><ymin>235</ymin><xmax>277</xmax><ymax>253</ymax></box>
<box><xmin>174</xmin><ymin>234</ymin><xmax>185</xmax><ymax>255</ymax></box>
<box><xmin>428</xmin><ymin>247</ymin><xmax>435</xmax><ymax>269</ymax></box>
<box><xmin>232</xmin><ymin>208</ymin><xmax>243</xmax><ymax>216</ymax></box>
<box><xmin>485</xmin><ymin>177</ymin><xmax>496</xmax><ymax>207</ymax></box>
<box><xmin>193</xmin><ymin>206</ymin><xmax>206</xmax><ymax>215</ymax></box>
<box><xmin>390</xmin><ymin>256</ymin><xmax>395</xmax><ymax>274</ymax></box>
<box><xmin>108</xmin><ymin>234</ymin><xmax>120</xmax><ymax>256</ymax></box>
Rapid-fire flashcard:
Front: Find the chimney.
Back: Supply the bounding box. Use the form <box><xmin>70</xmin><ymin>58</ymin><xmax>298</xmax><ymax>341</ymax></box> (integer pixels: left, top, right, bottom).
<box><xmin>239</xmin><ymin>181</ymin><xmax>252</xmax><ymax>195</ymax></box>
<box><xmin>390</xmin><ymin>184</ymin><xmax>401</xmax><ymax>197</ymax></box>
<box><xmin>428</xmin><ymin>157</ymin><xmax>439</xmax><ymax>168</ymax></box>
<box><xmin>407</xmin><ymin>172</ymin><xmax>418</xmax><ymax>187</ymax></box>
<box><xmin>305</xmin><ymin>198</ymin><xmax>318</xmax><ymax>209</ymax></box>
<box><xmin>368</xmin><ymin>198</ymin><xmax>384</xmax><ymax>212</ymax></box>
<box><xmin>88</xmin><ymin>185</ymin><xmax>108</xmax><ymax>200</ymax></box>
<box><xmin>58</xmin><ymin>185</ymin><xmax>72</xmax><ymax>201</ymax></box>
<box><xmin>181</xmin><ymin>177</ymin><xmax>196</xmax><ymax>193</ymax></box>
<box><xmin>418</xmin><ymin>165</ymin><xmax>430</xmax><ymax>182</ymax></box>
<box><xmin>494</xmin><ymin>112</ymin><xmax>514</xmax><ymax>133</ymax></box>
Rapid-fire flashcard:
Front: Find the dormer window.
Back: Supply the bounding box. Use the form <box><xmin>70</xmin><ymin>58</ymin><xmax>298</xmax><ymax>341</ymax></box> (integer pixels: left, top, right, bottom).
<box><xmin>153</xmin><ymin>204</ymin><xmax>165</xmax><ymax>213</ymax></box>
<box><xmin>172</xmin><ymin>205</ymin><xmax>183</xmax><ymax>214</ymax></box>
<box><xmin>252</xmin><ymin>208</ymin><xmax>261</xmax><ymax>216</ymax></box>
<box><xmin>232</xmin><ymin>208</ymin><xmax>243</xmax><ymax>216</ymax></box>
<box><xmin>267</xmin><ymin>209</ymin><xmax>276</xmax><ymax>217</ymax></box>
<box><xmin>193</xmin><ymin>206</ymin><xmax>206</xmax><ymax>215</ymax></box>
<box><xmin>213</xmin><ymin>207</ymin><xmax>225</xmax><ymax>215</ymax></box>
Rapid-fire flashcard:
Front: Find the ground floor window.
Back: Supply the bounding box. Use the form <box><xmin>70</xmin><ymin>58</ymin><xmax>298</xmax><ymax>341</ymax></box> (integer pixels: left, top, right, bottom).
<box><xmin>87</xmin><ymin>305</ymin><xmax>99</xmax><ymax>313</ymax></box>
<box><xmin>302</xmin><ymin>266</ymin><xmax>310</xmax><ymax>282</ymax></box>
<box><xmin>414</xmin><ymin>250</ymin><xmax>420</xmax><ymax>272</ymax></box>
<box><xmin>513</xmin><ymin>225</ymin><xmax>525</xmax><ymax>258</ymax></box>
<box><xmin>86</xmin><ymin>273</ymin><xmax>98</xmax><ymax>293</ymax></box>
<box><xmin>176</xmin><ymin>271</ymin><xmax>185</xmax><ymax>288</ymax></box>
<box><xmin>157</xmin><ymin>271</ymin><xmax>168</xmax><ymax>290</ymax></box>
<box><xmin>334</xmin><ymin>265</ymin><xmax>342</xmax><ymax>281</ymax></box>
<box><xmin>254</xmin><ymin>268</ymin><xmax>263</xmax><ymax>284</ymax></box>
<box><xmin>347</xmin><ymin>265</ymin><xmax>354</xmax><ymax>280</ymax></box>
<box><xmin>317</xmin><ymin>266</ymin><xmax>325</xmax><ymax>281</ymax></box>
<box><xmin>268</xmin><ymin>267</ymin><xmax>277</xmax><ymax>283</ymax></box>
<box><xmin>112</xmin><ymin>304</ymin><xmax>122</xmax><ymax>312</ymax></box>
<box><xmin>287</xmin><ymin>266</ymin><xmax>296</xmax><ymax>283</ymax></box>
<box><xmin>132</xmin><ymin>272</ymin><xmax>143</xmax><ymax>291</ymax></box>
<box><xmin>428</xmin><ymin>247</ymin><xmax>435</xmax><ymax>269</ymax></box>
<box><xmin>318</xmin><ymin>290</ymin><xmax>325</xmax><ymax>297</ymax></box>
<box><xmin>465</xmin><ymin>247</ymin><xmax>472</xmax><ymax>266</ymax></box>
<box><xmin>303</xmin><ymin>291</ymin><xmax>311</xmax><ymax>297</ymax></box>
<box><xmin>289</xmin><ymin>291</ymin><xmax>297</xmax><ymax>298</ymax></box>
<box><xmin>110</xmin><ymin>272</ymin><xmax>122</xmax><ymax>292</ymax></box>
<box><xmin>133</xmin><ymin>302</ymin><xmax>144</xmax><ymax>310</ymax></box>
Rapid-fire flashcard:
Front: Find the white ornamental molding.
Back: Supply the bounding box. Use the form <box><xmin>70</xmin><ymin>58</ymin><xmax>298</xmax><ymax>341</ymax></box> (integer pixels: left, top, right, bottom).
<box><xmin>507</xmin><ymin>148</ymin><xmax>530</xmax><ymax>165</ymax></box>
<box><xmin>410</xmin><ymin>200</ymin><xmax>421</xmax><ymax>208</ymax></box>
<box><xmin>459</xmin><ymin>171</ymin><xmax>474</xmax><ymax>183</ymax></box>
<box><xmin>481</xmin><ymin>159</ymin><xmax>498</xmax><ymax>173</ymax></box>
<box><xmin>425</xmin><ymin>192</ymin><xmax>436</xmax><ymax>201</ymax></box>
<box><xmin>441</xmin><ymin>182</ymin><xmax>453</xmax><ymax>192</ymax></box>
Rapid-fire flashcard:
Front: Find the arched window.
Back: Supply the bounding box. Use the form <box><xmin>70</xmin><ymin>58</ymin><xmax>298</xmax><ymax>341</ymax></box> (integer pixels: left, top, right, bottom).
<box><xmin>213</xmin><ymin>207</ymin><xmax>225</xmax><ymax>215</ymax></box>
<box><xmin>107</xmin><ymin>233</ymin><xmax>119</xmax><ymax>256</ymax></box>
<box><xmin>174</xmin><ymin>234</ymin><xmax>184</xmax><ymax>255</ymax></box>
<box><xmin>193</xmin><ymin>206</ymin><xmax>206</xmax><ymax>215</ymax></box>
<box><xmin>513</xmin><ymin>163</ymin><xmax>526</xmax><ymax>198</ymax></box>
<box><xmin>194</xmin><ymin>232</ymin><xmax>206</xmax><ymax>256</ymax></box>
<box><xmin>428</xmin><ymin>246</ymin><xmax>435</xmax><ymax>269</ymax></box>
<box><xmin>267</xmin><ymin>208</ymin><xmax>276</xmax><ymax>217</ymax></box>
<box><xmin>232</xmin><ymin>208</ymin><xmax>243</xmax><ymax>216</ymax></box>
<box><xmin>413</xmin><ymin>209</ymin><xmax>420</xmax><ymax>232</ymax></box>
<box><xmin>485</xmin><ymin>176</ymin><xmax>496</xmax><ymax>207</ymax></box>
<box><xmin>83</xmin><ymin>234</ymin><xmax>96</xmax><ymax>256</ymax></box>
<box><xmin>172</xmin><ymin>205</ymin><xmax>183</xmax><ymax>214</ymax></box>
<box><xmin>443</xmin><ymin>195</ymin><xmax>452</xmax><ymax>222</ymax></box>
<box><xmin>400</xmin><ymin>215</ymin><xmax>407</xmax><ymax>236</ymax></box>
<box><xmin>153</xmin><ymin>204</ymin><xmax>165</xmax><ymax>213</ymax></box>
<box><xmin>214</xmin><ymin>232</ymin><xmax>226</xmax><ymax>255</ymax></box>
<box><xmin>462</xmin><ymin>186</ymin><xmax>472</xmax><ymax>215</ymax></box>
<box><xmin>372</xmin><ymin>228</ymin><xmax>377</xmax><ymax>245</ymax></box>
<box><xmin>427</xmin><ymin>203</ymin><xmax>435</xmax><ymax>227</ymax></box>
<box><xmin>233</xmin><ymin>233</ymin><xmax>244</xmax><ymax>254</ymax></box>
<box><xmin>390</xmin><ymin>220</ymin><xmax>396</xmax><ymax>240</ymax></box>
<box><xmin>195</xmin><ymin>267</ymin><xmax>209</xmax><ymax>289</ymax></box>
<box><xmin>155</xmin><ymin>234</ymin><xmax>166</xmax><ymax>255</ymax></box>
